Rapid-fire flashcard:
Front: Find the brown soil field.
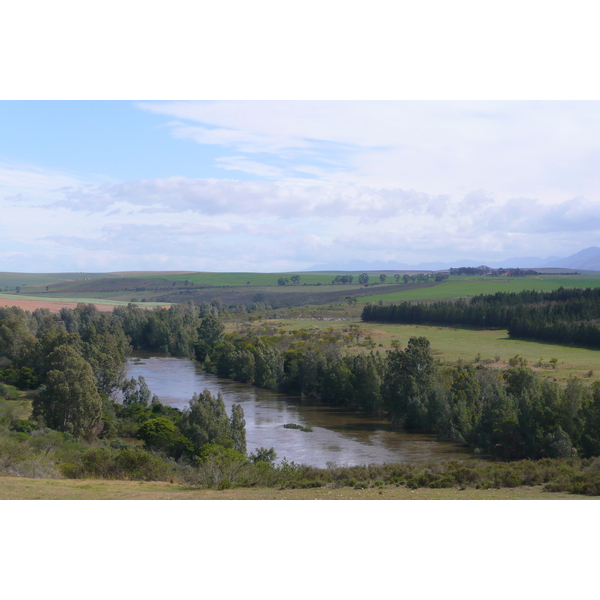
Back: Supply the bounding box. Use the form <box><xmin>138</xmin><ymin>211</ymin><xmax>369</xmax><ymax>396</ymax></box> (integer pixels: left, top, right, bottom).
<box><xmin>0</xmin><ymin>298</ymin><xmax>119</xmax><ymax>313</ymax></box>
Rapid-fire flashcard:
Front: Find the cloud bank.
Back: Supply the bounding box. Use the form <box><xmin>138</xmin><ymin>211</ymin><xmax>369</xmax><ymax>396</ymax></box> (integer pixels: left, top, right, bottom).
<box><xmin>3</xmin><ymin>101</ymin><xmax>600</xmax><ymax>272</ymax></box>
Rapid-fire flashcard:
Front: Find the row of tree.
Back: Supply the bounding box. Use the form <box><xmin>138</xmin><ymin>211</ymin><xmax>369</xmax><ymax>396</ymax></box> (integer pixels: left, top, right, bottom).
<box><xmin>195</xmin><ymin>320</ymin><xmax>600</xmax><ymax>460</ymax></box>
<box><xmin>362</xmin><ymin>286</ymin><xmax>600</xmax><ymax>349</ymax></box>
<box><xmin>6</xmin><ymin>300</ymin><xmax>600</xmax><ymax>462</ymax></box>
<box><xmin>449</xmin><ymin>267</ymin><xmax>540</xmax><ymax>277</ymax></box>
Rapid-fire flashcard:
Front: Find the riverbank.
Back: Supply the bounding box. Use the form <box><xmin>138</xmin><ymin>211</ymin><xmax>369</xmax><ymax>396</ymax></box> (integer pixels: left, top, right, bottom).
<box><xmin>0</xmin><ymin>476</ymin><xmax>590</xmax><ymax>500</ymax></box>
<box><xmin>124</xmin><ymin>354</ymin><xmax>474</xmax><ymax>466</ymax></box>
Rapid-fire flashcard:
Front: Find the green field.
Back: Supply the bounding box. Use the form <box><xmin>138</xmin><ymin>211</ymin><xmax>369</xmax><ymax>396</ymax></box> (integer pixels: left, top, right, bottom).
<box><xmin>357</xmin><ymin>275</ymin><xmax>600</xmax><ymax>303</ymax></box>
<box><xmin>0</xmin><ymin>272</ymin><xmax>123</xmax><ymax>291</ymax></box>
<box><xmin>147</xmin><ymin>271</ymin><xmax>396</xmax><ymax>287</ymax></box>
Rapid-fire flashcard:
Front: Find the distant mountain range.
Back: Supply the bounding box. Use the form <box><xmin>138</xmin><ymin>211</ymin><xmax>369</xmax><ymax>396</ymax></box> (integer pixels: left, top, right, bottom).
<box><xmin>307</xmin><ymin>246</ymin><xmax>600</xmax><ymax>272</ymax></box>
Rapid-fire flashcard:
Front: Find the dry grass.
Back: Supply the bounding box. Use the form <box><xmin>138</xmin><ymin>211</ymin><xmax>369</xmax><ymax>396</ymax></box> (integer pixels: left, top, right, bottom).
<box><xmin>0</xmin><ymin>476</ymin><xmax>590</xmax><ymax>500</ymax></box>
<box><xmin>2</xmin><ymin>398</ymin><xmax>33</xmax><ymax>419</ymax></box>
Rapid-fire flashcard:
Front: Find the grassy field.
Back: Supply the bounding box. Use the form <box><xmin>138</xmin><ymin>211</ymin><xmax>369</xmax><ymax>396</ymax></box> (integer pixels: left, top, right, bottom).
<box><xmin>15</xmin><ymin>271</ymin><xmax>600</xmax><ymax>310</ymax></box>
<box><xmin>357</xmin><ymin>274</ymin><xmax>600</xmax><ymax>303</ymax></box>
<box><xmin>258</xmin><ymin>318</ymin><xmax>600</xmax><ymax>383</ymax></box>
<box><xmin>21</xmin><ymin>279</ymin><xmax>424</xmax><ymax>308</ymax></box>
<box><xmin>0</xmin><ymin>271</ymin><xmax>123</xmax><ymax>291</ymax></box>
<box><xmin>145</xmin><ymin>271</ymin><xmax>406</xmax><ymax>287</ymax></box>
<box><xmin>0</xmin><ymin>476</ymin><xmax>588</xmax><ymax>499</ymax></box>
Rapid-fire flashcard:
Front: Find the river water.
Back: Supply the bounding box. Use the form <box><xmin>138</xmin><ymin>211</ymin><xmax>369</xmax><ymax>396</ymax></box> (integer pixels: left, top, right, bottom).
<box><xmin>124</xmin><ymin>353</ymin><xmax>474</xmax><ymax>468</ymax></box>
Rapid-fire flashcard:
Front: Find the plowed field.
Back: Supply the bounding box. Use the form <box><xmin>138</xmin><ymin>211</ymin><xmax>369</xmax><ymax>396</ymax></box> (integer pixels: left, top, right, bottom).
<box><xmin>0</xmin><ymin>297</ymin><xmax>118</xmax><ymax>313</ymax></box>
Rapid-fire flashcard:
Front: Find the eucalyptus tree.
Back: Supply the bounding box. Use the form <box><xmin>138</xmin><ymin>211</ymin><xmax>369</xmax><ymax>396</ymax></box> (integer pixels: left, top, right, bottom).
<box><xmin>32</xmin><ymin>345</ymin><xmax>102</xmax><ymax>439</ymax></box>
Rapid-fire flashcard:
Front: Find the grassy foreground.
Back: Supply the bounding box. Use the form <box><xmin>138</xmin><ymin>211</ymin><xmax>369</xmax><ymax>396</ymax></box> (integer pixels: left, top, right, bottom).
<box><xmin>0</xmin><ymin>476</ymin><xmax>589</xmax><ymax>500</ymax></box>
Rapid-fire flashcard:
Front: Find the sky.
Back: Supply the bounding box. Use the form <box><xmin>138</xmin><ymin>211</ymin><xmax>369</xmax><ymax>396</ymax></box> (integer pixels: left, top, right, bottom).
<box><xmin>2</xmin><ymin>1</ymin><xmax>600</xmax><ymax>274</ymax></box>
<box><xmin>2</xmin><ymin>99</ymin><xmax>600</xmax><ymax>272</ymax></box>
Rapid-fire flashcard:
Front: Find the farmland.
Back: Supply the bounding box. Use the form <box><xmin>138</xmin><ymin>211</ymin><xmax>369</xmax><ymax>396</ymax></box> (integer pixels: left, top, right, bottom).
<box><xmin>1</xmin><ymin>271</ymin><xmax>437</xmax><ymax>307</ymax></box>
<box><xmin>3</xmin><ymin>269</ymin><xmax>600</xmax><ymax>383</ymax></box>
<box><xmin>356</xmin><ymin>274</ymin><xmax>600</xmax><ymax>303</ymax></box>
<box><xmin>6</xmin><ymin>270</ymin><xmax>600</xmax><ymax>309</ymax></box>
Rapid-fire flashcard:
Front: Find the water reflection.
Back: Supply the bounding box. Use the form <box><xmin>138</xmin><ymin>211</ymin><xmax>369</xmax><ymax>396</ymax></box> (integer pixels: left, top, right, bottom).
<box><xmin>124</xmin><ymin>353</ymin><xmax>473</xmax><ymax>468</ymax></box>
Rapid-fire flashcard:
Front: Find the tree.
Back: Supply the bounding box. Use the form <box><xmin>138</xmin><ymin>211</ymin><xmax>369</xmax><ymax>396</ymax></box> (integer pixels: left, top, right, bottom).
<box><xmin>394</xmin><ymin>274</ymin><xmax>401</xmax><ymax>283</ymax></box>
<box><xmin>121</xmin><ymin>375</ymin><xmax>154</xmax><ymax>406</ymax></box>
<box><xmin>195</xmin><ymin>314</ymin><xmax>225</xmax><ymax>362</ymax></box>
<box><xmin>197</xmin><ymin>314</ymin><xmax>225</xmax><ymax>346</ymax></box>
<box><xmin>137</xmin><ymin>417</ymin><xmax>178</xmax><ymax>450</ymax></box>
<box><xmin>382</xmin><ymin>337</ymin><xmax>435</xmax><ymax>428</ymax></box>
<box><xmin>249</xmin><ymin>446</ymin><xmax>277</xmax><ymax>464</ymax></box>
<box><xmin>230</xmin><ymin>404</ymin><xmax>246</xmax><ymax>453</ymax></box>
<box><xmin>290</xmin><ymin>275</ymin><xmax>301</xmax><ymax>285</ymax></box>
<box><xmin>358</xmin><ymin>273</ymin><xmax>369</xmax><ymax>285</ymax></box>
<box><xmin>403</xmin><ymin>274</ymin><xmax>410</xmax><ymax>284</ymax></box>
<box><xmin>32</xmin><ymin>345</ymin><xmax>102</xmax><ymax>439</ymax></box>
<box><xmin>80</xmin><ymin>331</ymin><xmax>127</xmax><ymax>396</ymax></box>
<box><xmin>181</xmin><ymin>389</ymin><xmax>247</xmax><ymax>455</ymax></box>
<box><xmin>379</xmin><ymin>274</ymin><xmax>387</xmax><ymax>284</ymax></box>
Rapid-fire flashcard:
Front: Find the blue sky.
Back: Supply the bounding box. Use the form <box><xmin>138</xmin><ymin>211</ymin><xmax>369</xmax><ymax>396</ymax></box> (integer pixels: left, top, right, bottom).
<box><xmin>0</xmin><ymin>101</ymin><xmax>256</xmax><ymax>182</ymax></box>
<box><xmin>3</xmin><ymin>100</ymin><xmax>600</xmax><ymax>272</ymax></box>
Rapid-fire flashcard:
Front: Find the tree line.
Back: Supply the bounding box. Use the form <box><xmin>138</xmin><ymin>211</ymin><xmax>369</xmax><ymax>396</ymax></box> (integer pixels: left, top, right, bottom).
<box><xmin>5</xmin><ymin>300</ymin><xmax>600</xmax><ymax>466</ymax></box>
<box><xmin>362</xmin><ymin>286</ymin><xmax>600</xmax><ymax>348</ymax></box>
<box><xmin>196</xmin><ymin>319</ymin><xmax>600</xmax><ymax>460</ymax></box>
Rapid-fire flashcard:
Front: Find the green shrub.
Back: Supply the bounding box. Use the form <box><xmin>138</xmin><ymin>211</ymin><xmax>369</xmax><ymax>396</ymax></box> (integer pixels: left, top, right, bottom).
<box><xmin>80</xmin><ymin>447</ymin><xmax>114</xmax><ymax>478</ymax></box>
<box><xmin>114</xmin><ymin>447</ymin><xmax>172</xmax><ymax>481</ymax></box>
<box><xmin>249</xmin><ymin>446</ymin><xmax>277</xmax><ymax>464</ymax></box>
<box><xmin>571</xmin><ymin>473</ymin><xmax>600</xmax><ymax>496</ymax></box>
<box><xmin>60</xmin><ymin>461</ymin><xmax>85</xmax><ymax>479</ymax></box>
<box><xmin>544</xmin><ymin>477</ymin><xmax>572</xmax><ymax>493</ymax></box>
<box><xmin>429</xmin><ymin>476</ymin><xmax>455</xmax><ymax>489</ymax></box>
<box><xmin>498</xmin><ymin>471</ymin><xmax>522</xmax><ymax>488</ymax></box>
<box><xmin>293</xmin><ymin>479</ymin><xmax>322</xmax><ymax>489</ymax></box>
<box><xmin>192</xmin><ymin>444</ymin><xmax>247</xmax><ymax>488</ymax></box>
<box><xmin>10</xmin><ymin>419</ymin><xmax>35</xmax><ymax>434</ymax></box>
<box><xmin>283</xmin><ymin>423</ymin><xmax>313</xmax><ymax>432</ymax></box>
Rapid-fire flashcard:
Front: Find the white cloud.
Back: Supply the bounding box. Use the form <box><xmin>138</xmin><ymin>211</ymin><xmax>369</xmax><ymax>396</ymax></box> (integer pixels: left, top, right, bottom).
<box><xmin>48</xmin><ymin>177</ymin><xmax>450</xmax><ymax>221</ymax></box>
<box><xmin>4</xmin><ymin>104</ymin><xmax>600</xmax><ymax>273</ymax></box>
<box><xmin>4</xmin><ymin>160</ymin><xmax>600</xmax><ymax>271</ymax></box>
<box><xmin>136</xmin><ymin>101</ymin><xmax>600</xmax><ymax>203</ymax></box>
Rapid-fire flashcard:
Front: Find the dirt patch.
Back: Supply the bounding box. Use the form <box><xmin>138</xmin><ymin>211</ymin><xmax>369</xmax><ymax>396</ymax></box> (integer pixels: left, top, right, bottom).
<box><xmin>0</xmin><ymin>298</ymin><xmax>119</xmax><ymax>313</ymax></box>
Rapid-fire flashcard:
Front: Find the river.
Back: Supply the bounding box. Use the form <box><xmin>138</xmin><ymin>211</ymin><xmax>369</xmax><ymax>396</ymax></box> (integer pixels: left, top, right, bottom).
<box><xmin>124</xmin><ymin>353</ymin><xmax>474</xmax><ymax>468</ymax></box>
